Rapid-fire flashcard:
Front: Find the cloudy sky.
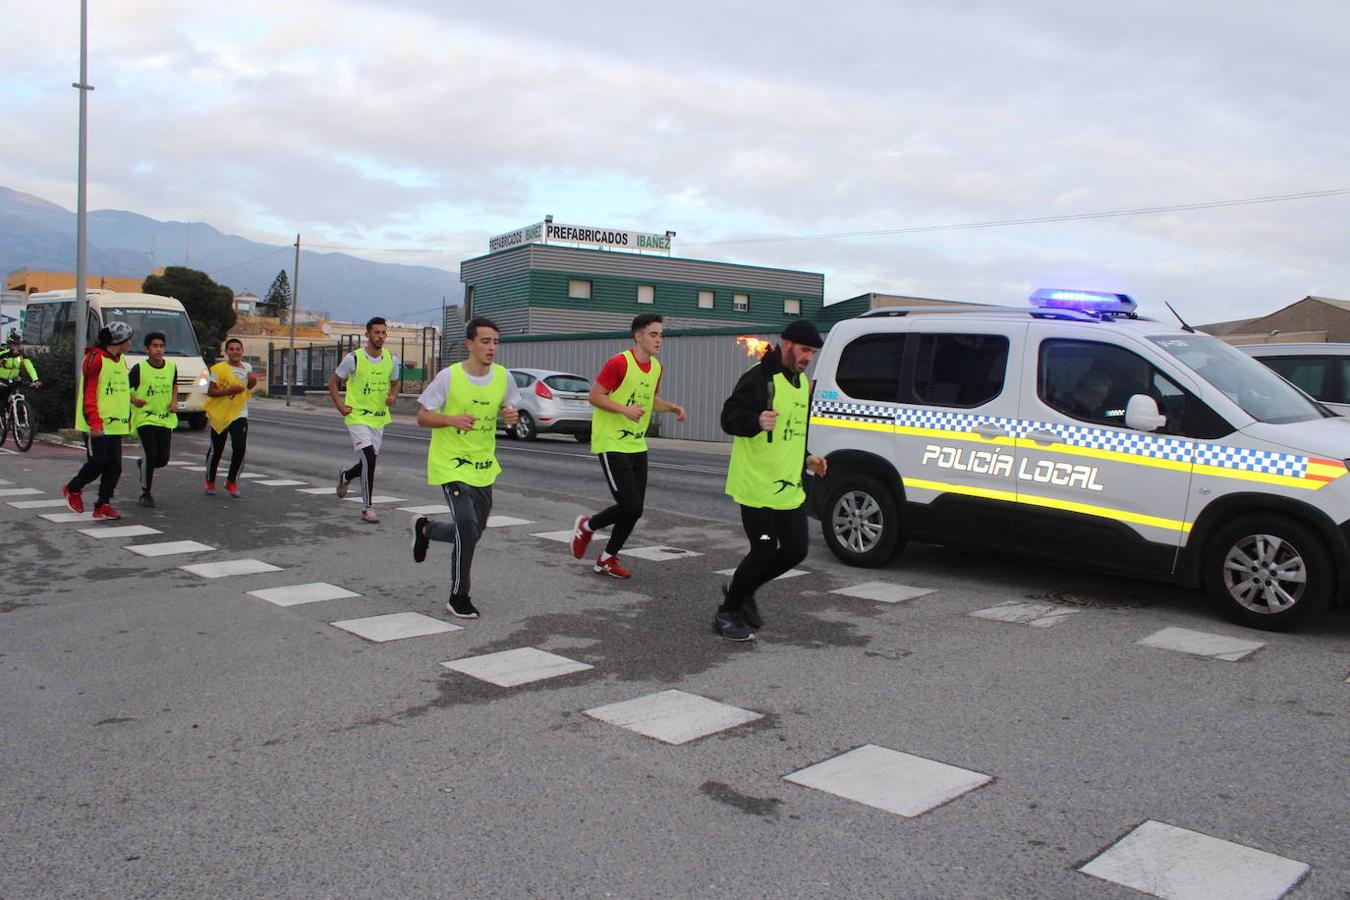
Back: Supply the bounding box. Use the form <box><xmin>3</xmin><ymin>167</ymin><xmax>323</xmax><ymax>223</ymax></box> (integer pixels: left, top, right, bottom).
<box><xmin>4</xmin><ymin>0</ymin><xmax>1347</xmax><ymax>323</ymax></box>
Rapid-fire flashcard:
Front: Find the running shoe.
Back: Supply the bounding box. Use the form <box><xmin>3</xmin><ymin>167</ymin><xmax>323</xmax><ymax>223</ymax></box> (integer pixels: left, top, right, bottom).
<box><xmin>204</xmin><ymin>480</ymin><xmax>217</xmax><ymax>496</ymax></box>
<box><xmin>570</xmin><ymin>515</ymin><xmax>593</xmax><ymax>559</ymax></box>
<box><xmin>446</xmin><ymin>594</ymin><xmax>479</xmax><ymax>618</ymax></box>
<box><xmin>721</xmin><ymin>584</ymin><xmax>763</xmax><ymax>630</ymax></box>
<box><xmin>336</xmin><ymin>469</ymin><xmax>350</xmax><ymax>499</ymax></box>
<box><xmin>411</xmin><ymin>516</ymin><xmax>430</xmax><ymax>563</ymax></box>
<box><xmin>62</xmin><ymin>484</ymin><xmax>84</xmax><ymax>513</ymax></box>
<box><xmin>92</xmin><ymin>503</ymin><xmax>122</xmax><ymax>521</ymax></box>
<box><xmin>594</xmin><ymin>555</ymin><xmax>631</xmax><ymax>579</ymax></box>
<box><xmin>361</xmin><ymin>507</ymin><xmax>379</xmax><ymax>524</ymax></box>
<box><xmin>712</xmin><ymin>609</ymin><xmax>754</xmax><ymax>641</ymax></box>
<box><xmin>226</xmin><ymin>481</ymin><xmax>241</xmax><ymax>498</ymax></box>
<box><xmin>138</xmin><ymin>492</ymin><xmax>156</xmax><ymax>508</ymax></box>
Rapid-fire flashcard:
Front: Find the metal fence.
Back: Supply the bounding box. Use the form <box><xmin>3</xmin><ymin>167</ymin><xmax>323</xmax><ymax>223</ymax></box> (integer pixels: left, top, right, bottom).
<box><xmin>495</xmin><ymin>328</ymin><xmax>783</xmax><ymax>442</ymax></box>
<box><xmin>268</xmin><ymin>334</ymin><xmax>443</xmax><ymax>395</ymax></box>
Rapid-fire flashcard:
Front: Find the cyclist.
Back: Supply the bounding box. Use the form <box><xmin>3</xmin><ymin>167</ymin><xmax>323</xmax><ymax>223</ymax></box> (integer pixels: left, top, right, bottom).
<box><xmin>0</xmin><ymin>330</ymin><xmax>41</xmax><ymax>410</ymax></box>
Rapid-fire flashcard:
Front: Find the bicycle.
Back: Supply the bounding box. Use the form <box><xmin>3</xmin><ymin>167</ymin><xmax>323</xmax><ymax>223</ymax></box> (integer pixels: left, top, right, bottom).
<box><xmin>0</xmin><ymin>381</ymin><xmax>34</xmax><ymax>451</ymax></box>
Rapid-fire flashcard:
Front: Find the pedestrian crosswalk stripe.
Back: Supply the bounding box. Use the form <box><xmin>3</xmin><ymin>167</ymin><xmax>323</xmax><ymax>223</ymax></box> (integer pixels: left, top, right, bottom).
<box><xmin>0</xmin><ymin>488</ymin><xmax>44</xmax><ymax>497</ymax></box>
<box><xmin>78</xmin><ymin>525</ymin><xmax>162</xmax><ymax>540</ymax></box>
<box><xmin>441</xmin><ymin>647</ymin><xmax>592</xmax><ymax>687</ymax></box>
<box><xmin>39</xmin><ymin>512</ymin><xmax>96</xmax><ymax>523</ymax></box>
<box><xmin>1137</xmin><ymin>626</ymin><xmax>1265</xmax><ymax>662</ymax></box>
<box><xmin>248</xmin><ymin>583</ymin><xmax>361</xmax><ymax>606</ymax></box>
<box><xmin>180</xmin><ymin>559</ymin><xmax>283</xmax><ymax>578</ymax></box>
<box><xmin>1079</xmin><ymin>820</ymin><xmax>1309</xmax><ymax>898</ymax></box>
<box><xmin>330</xmin><ymin>612</ymin><xmax>461</xmax><ymax>642</ymax></box>
<box><xmin>9</xmin><ymin>499</ymin><xmax>69</xmax><ymax>509</ymax></box>
<box><xmin>125</xmin><ymin>540</ymin><xmax>215</xmax><ymax>557</ymax></box>
<box><xmin>830</xmin><ymin>581</ymin><xmax>935</xmax><ymax>604</ymax></box>
<box><xmin>622</xmin><ymin>545</ymin><xmax>703</xmax><ymax>561</ymax></box>
<box><xmin>585</xmin><ymin>690</ymin><xmax>761</xmax><ymax>745</ymax></box>
<box><xmin>784</xmin><ymin>745</ymin><xmax>992</xmax><ymax>817</ymax></box>
<box><xmin>969</xmin><ymin>601</ymin><xmax>1081</xmax><ymax>627</ymax></box>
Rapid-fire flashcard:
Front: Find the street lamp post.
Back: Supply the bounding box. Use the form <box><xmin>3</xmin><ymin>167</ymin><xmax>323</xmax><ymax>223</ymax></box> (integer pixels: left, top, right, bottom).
<box><xmin>72</xmin><ymin>0</ymin><xmax>94</xmax><ymax>375</ymax></box>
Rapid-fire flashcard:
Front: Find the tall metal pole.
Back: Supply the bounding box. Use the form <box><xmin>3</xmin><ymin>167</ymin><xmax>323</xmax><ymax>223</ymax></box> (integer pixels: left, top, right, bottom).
<box><xmin>73</xmin><ymin>0</ymin><xmax>94</xmax><ymax>375</ymax></box>
<box><xmin>285</xmin><ymin>233</ymin><xmax>300</xmax><ymax>406</ymax></box>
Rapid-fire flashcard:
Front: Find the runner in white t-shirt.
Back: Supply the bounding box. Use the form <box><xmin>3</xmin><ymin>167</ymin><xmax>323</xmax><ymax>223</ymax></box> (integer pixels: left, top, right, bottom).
<box><xmin>327</xmin><ymin>317</ymin><xmax>402</xmax><ymax>523</ymax></box>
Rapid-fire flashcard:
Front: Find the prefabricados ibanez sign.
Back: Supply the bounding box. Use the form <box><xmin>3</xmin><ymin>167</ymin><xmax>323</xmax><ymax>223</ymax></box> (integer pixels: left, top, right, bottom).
<box><xmin>488</xmin><ymin>222</ymin><xmax>672</xmax><ymax>255</ymax></box>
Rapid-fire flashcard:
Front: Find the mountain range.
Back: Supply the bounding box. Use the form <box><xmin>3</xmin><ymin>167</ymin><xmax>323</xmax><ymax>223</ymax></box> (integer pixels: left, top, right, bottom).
<box><xmin>0</xmin><ymin>186</ymin><xmax>462</xmax><ymax>324</ymax></box>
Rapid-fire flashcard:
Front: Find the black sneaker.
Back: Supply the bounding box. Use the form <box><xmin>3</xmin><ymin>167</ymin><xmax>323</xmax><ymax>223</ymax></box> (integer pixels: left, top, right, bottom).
<box><xmin>411</xmin><ymin>516</ymin><xmax>430</xmax><ymax>563</ymax></box>
<box><xmin>137</xmin><ymin>492</ymin><xmax>156</xmax><ymax>508</ymax></box>
<box><xmin>446</xmin><ymin>594</ymin><xmax>479</xmax><ymax>619</ymax></box>
<box><xmin>722</xmin><ymin>584</ymin><xmax>763</xmax><ymax>630</ymax></box>
<box><xmin>712</xmin><ymin>609</ymin><xmax>754</xmax><ymax>641</ymax></box>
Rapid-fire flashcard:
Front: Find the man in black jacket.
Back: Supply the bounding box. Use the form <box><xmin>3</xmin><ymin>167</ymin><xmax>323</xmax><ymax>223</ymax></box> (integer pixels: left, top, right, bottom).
<box><xmin>716</xmin><ymin>320</ymin><xmax>827</xmax><ymax>640</ymax></box>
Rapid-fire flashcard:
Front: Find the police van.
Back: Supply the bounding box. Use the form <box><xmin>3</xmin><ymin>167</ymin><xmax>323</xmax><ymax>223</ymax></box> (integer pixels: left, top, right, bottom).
<box><xmin>808</xmin><ymin>289</ymin><xmax>1350</xmax><ymax>629</ymax></box>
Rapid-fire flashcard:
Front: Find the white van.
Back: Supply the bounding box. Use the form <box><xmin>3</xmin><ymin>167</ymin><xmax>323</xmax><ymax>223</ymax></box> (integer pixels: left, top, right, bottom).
<box><xmin>24</xmin><ymin>289</ymin><xmax>210</xmax><ymax>429</ymax></box>
<box><xmin>808</xmin><ymin>288</ymin><xmax>1350</xmax><ymax>629</ymax></box>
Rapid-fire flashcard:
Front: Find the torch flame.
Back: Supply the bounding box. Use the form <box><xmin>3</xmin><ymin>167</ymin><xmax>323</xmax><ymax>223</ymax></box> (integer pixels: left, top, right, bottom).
<box><xmin>735</xmin><ymin>336</ymin><xmax>772</xmax><ymax>359</ymax></box>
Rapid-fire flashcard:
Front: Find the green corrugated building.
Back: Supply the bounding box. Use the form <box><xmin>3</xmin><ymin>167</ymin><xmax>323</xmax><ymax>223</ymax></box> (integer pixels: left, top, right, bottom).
<box><xmin>457</xmin><ymin>220</ymin><xmax>824</xmax><ymax>340</ymax></box>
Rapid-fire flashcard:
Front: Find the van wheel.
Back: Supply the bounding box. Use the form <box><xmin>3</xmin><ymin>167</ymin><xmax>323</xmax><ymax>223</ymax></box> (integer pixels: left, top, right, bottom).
<box><xmin>821</xmin><ymin>473</ymin><xmax>903</xmax><ymax>567</ymax></box>
<box><xmin>1204</xmin><ymin>514</ymin><xmax>1330</xmax><ymax>630</ymax></box>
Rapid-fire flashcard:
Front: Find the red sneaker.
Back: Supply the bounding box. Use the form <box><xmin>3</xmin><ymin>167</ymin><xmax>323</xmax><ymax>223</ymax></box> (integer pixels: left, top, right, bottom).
<box><xmin>226</xmin><ymin>481</ymin><xmax>241</xmax><ymax>498</ymax></box>
<box><xmin>594</xmin><ymin>555</ymin><xmax>631</xmax><ymax>579</ymax></box>
<box><xmin>204</xmin><ymin>480</ymin><xmax>217</xmax><ymax>496</ymax></box>
<box><xmin>570</xmin><ymin>515</ymin><xmax>593</xmax><ymax>559</ymax></box>
<box><xmin>92</xmin><ymin>503</ymin><xmax>122</xmax><ymax>520</ymax></box>
<box><xmin>62</xmin><ymin>484</ymin><xmax>84</xmax><ymax>513</ymax></box>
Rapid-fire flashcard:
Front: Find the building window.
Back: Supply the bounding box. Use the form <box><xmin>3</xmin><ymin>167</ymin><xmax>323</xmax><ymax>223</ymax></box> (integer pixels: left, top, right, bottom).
<box><xmin>568</xmin><ymin>279</ymin><xmax>592</xmax><ymax>300</ymax></box>
<box><xmin>637</xmin><ymin>284</ymin><xmax>655</xmax><ymax>304</ymax></box>
<box><xmin>698</xmin><ymin>290</ymin><xmax>714</xmax><ymax>309</ymax></box>
<box><xmin>784</xmin><ymin>298</ymin><xmax>801</xmax><ymax>316</ymax></box>
<box><xmin>734</xmin><ymin>293</ymin><xmax>749</xmax><ymax>312</ymax></box>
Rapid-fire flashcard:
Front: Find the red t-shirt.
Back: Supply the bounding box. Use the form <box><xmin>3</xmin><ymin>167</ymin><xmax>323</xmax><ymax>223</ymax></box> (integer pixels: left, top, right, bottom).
<box><xmin>595</xmin><ymin>352</ymin><xmax>660</xmax><ymax>394</ymax></box>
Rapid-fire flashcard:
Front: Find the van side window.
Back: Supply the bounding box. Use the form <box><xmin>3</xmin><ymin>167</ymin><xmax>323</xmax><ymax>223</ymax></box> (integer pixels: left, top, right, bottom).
<box><xmin>1261</xmin><ymin>356</ymin><xmax>1337</xmax><ymax>402</ymax></box>
<box><xmin>1039</xmin><ymin>339</ymin><xmax>1231</xmax><ymax>438</ymax></box>
<box><xmin>912</xmin><ymin>333</ymin><xmax>1008</xmax><ymax>407</ymax></box>
<box><xmin>835</xmin><ymin>333</ymin><xmax>906</xmax><ymax>401</ymax></box>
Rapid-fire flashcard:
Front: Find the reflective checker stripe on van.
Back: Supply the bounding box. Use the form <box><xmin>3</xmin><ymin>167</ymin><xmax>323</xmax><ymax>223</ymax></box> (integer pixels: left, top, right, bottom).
<box><xmin>811</xmin><ymin>401</ymin><xmax>1347</xmax><ymax>488</ymax></box>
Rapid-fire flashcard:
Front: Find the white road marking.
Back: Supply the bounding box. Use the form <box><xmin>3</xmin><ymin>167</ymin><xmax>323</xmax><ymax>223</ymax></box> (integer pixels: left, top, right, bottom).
<box><xmin>248</xmin><ymin>582</ymin><xmax>361</xmax><ymax>606</ymax></box>
<box><xmin>584</xmin><ymin>690</ymin><xmax>761</xmax><ymax>745</ymax></box>
<box><xmin>441</xmin><ymin>647</ymin><xmax>592</xmax><ymax>687</ymax></box>
<box><xmin>969</xmin><ymin>601</ymin><xmax>1081</xmax><ymax>628</ymax></box>
<box><xmin>330</xmin><ymin>612</ymin><xmax>462</xmax><ymax>642</ymax></box>
<box><xmin>622</xmin><ymin>545</ymin><xmax>703</xmax><ymax>561</ymax></box>
<box><xmin>125</xmin><ymin>540</ymin><xmax>216</xmax><ymax>557</ymax></box>
<box><xmin>180</xmin><ymin>559</ymin><xmax>283</xmax><ymax>578</ymax></box>
<box><xmin>1137</xmin><ymin>626</ymin><xmax>1265</xmax><ymax>662</ymax></box>
<box><xmin>784</xmin><ymin>744</ymin><xmax>992</xmax><ymax>817</ymax></box>
<box><xmin>486</xmin><ymin>515</ymin><xmax>535</xmax><ymax>528</ymax></box>
<box><xmin>9</xmin><ymin>499</ymin><xmax>70</xmax><ymax>509</ymax></box>
<box><xmin>39</xmin><ymin>512</ymin><xmax>96</xmax><ymax>523</ymax></box>
<box><xmin>253</xmin><ymin>479</ymin><xmax>308</xmax><ymax>486</ymax></box>
<box><xmin>77</xmin><ymin>525</ymin><xmax>162</xmax><ymax>540</ymax></box>
<box><xmin>1079</xmin><ymin>820</ymin><xmax>1309</xmax><ymax>899</ymax></box>
<box><xmin>830</xmin><ymin>581</ymin><xmax>936</xmax><ymax>604</ymax></box>
<box><xmin>714</xmin><ymin>567</ymin><xmax>807</xmax><ymax>580</ymax></box>
<box><xmin>0</xmin><ymin>488</ymin><xmax>44</xmax><ymax>497</ymax></box>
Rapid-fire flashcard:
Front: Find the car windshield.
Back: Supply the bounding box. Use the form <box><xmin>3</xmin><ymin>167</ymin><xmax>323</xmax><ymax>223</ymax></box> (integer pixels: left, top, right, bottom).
<box><xmin>103</xmin><ymin>307</ymin><xmax>201</xmax><ymax>358</ymax></box>
<box><xmin>1148</xmin><ymin>333</ymin><xmax>1330</xmax><ymax>424</ymax></box>
<box><xmin>544</xmin><ymin>374</ymin><xmax>590</xmax><ymax>393</ymax></box>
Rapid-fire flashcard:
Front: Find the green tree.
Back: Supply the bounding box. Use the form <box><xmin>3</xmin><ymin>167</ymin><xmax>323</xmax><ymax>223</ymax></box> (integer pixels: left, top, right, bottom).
<box><xmin>262</xmin><ymin>269</ymin><xmax>292</xmax><ymax>322</ymax></box>
<box><xmin>143</xmin><ymin>266</ymin><xmax>237</xmax><ymax>363</ymax></box>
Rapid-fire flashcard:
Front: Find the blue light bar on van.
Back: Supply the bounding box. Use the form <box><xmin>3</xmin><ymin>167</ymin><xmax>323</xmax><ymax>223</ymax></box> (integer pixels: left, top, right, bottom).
<box><xmin>1029</xmin><ymin>288</ymin><xmax>1137</xmax><ymax>315</ymax></box>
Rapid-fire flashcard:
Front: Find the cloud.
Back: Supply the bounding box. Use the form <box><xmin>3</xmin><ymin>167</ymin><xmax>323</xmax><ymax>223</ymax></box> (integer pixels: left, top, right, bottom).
<box><xmin>0</xmin><ymin>0</ymin><xmax>1345</xmax><ymax>324</ymax></box>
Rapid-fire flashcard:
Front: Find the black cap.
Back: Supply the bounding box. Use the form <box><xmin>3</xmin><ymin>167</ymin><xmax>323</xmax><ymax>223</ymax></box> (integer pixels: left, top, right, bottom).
<box><xmin>780</xmin><ymin>319</ymin><xmax>823</xmax><ymax>348</ymax></box>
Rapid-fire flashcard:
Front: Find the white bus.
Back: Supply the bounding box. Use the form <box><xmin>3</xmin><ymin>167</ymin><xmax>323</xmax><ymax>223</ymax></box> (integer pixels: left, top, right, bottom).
<box><xmin>24</xmin><ymin>289</ymin><xmax>210</xmax><ymax>429</ymax></box>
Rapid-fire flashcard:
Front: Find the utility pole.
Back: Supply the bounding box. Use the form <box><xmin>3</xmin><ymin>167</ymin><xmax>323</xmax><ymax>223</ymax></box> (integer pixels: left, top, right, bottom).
<box><xmin>285</xmin><ymin>233</ymin><xmax>300</xmax><ymax>406</ymax></box>
<box><xmin>72</xmin><ymin>0</ymin><xmax>94</xmax><ymax>376</ymax></box>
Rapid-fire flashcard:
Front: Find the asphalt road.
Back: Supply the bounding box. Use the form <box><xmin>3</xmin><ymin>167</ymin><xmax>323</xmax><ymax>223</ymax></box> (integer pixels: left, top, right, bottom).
<box><xmin>2</xmin><ymin>402</ymin><xmax>1347</xmax><ymax>898</ymax></box>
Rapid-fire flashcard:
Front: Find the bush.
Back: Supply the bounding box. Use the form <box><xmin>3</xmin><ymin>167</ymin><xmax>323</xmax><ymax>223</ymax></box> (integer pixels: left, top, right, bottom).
<box><xmin>29</xmin><ymin>338</ymin><xmax>77</xmax><ymax>432</ymax></box>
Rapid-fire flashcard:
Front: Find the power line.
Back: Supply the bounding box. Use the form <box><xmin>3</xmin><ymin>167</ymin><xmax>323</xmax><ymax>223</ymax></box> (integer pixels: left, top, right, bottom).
<box><xmin>683</xmin><ymin>187</ymin><xmax>1350</xmax><ymax>248</ymax></box>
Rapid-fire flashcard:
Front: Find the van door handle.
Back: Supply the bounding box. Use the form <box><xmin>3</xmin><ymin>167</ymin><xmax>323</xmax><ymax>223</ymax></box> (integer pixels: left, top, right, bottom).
<box><xmin>972</xmin><ymin>423</ymin><xmax>1008</xmax><ymax>439</ymax></box>
<box><xmin>1026</xmin><ymin>429</ymin><xmax>1060</xmax><ymax>445</ymax></box>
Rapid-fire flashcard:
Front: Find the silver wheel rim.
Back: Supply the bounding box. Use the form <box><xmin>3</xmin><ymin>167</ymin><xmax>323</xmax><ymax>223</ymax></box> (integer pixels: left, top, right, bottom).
<box><xmin>831</xmin><ymin>489</ymin><xmax>885</xmax><ymax>555</ymax></box>
<box><xmin>1222</xmin><ymin>532</ymin><xmax>1307</xmax><ymax>615</ymax></box>
<box><xmin>514</xmin><ymin>416</ymin><xmax>531</xmax><ymax>439</ymax></box>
